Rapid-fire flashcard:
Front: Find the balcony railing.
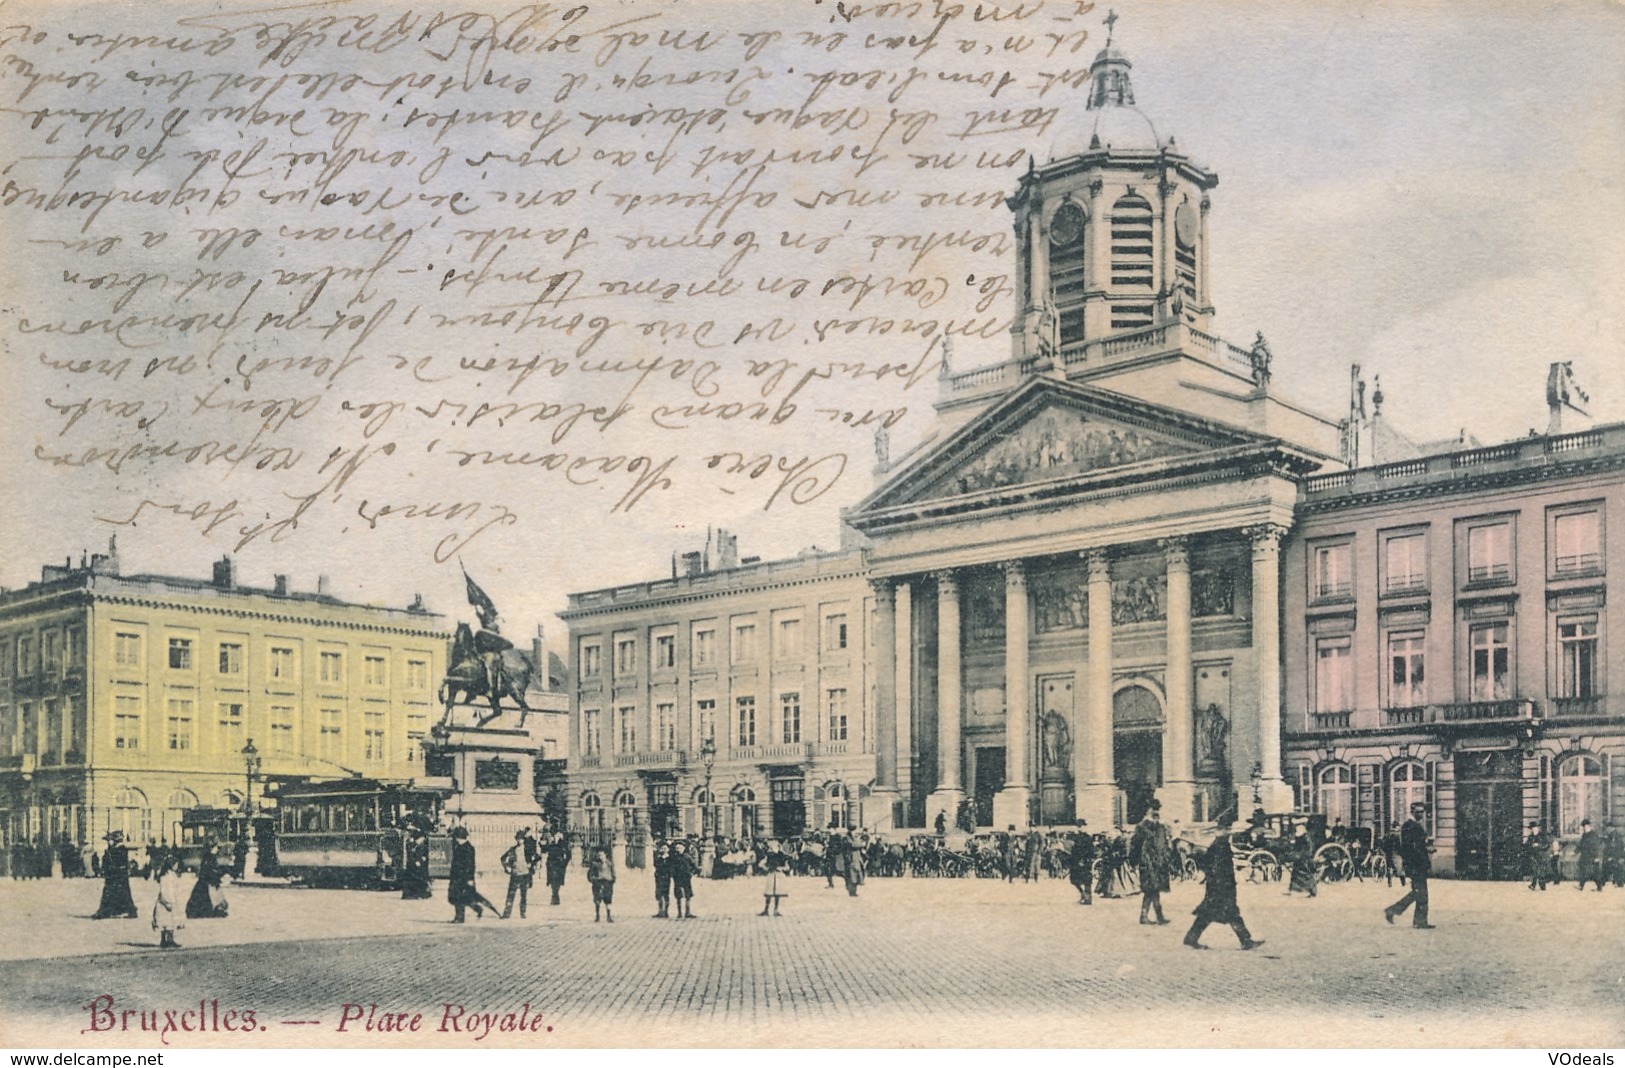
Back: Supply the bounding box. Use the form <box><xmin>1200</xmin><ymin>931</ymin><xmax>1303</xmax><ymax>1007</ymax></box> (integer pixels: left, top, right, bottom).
<box><xmin>1553</xmin><ymin>553</ymin><xmax>1601</xmax><ymax>574</ymax></box>
<box><xmin>1305</xmin><ymin>425</ymin><xmax>1624</xmax><ymax>496</ymax></box>
<box><xmin>578</xmin><ymin>754</ymin><xmax>602</xmax><ymax>768</ymax></box>
<box><xmin>1310</xmin><ymin>711</ymin><xmax>1351</xmax><ymax>730</ymax></box>
<box><xmin>1439</xmin><ymin>699</ymin><xmax>1537</xmax><ymax>722</ymax></box>
<box><xmin>612</xmin><ymin>750</ymin><xmax>685</xmax><ymax>768</ymax></box>
<box><xmin>1384</xmin><ymin>707</ymin><xmax>1427</xmax><ymax>726</ymax></box>
<box><xmin>1549</xmin><ymin>695</ymin><xmax>1606</xmax><ymax>718</ymax></box>
<box><xmin>813</xmin><ymin>741</ymin><xmax>850</xmax><ymax>757</ymax></box>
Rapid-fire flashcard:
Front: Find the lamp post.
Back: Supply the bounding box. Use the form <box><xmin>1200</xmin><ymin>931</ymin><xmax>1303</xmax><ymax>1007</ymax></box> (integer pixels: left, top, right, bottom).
<box><xmin>699</xmin><ymin>735</ymin><xmax>717</xmax><ymax>840</ymax></box>
<box><xmin>241</xmin><ymin>738</ymin><xmax>261</xmax><ymax>817</ymax></box>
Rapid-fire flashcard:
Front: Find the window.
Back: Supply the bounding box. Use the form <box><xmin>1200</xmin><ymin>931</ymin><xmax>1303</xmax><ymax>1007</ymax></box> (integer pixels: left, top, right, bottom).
<box><xmin>164</xmin><ymin>698</ymin><xmax>194</xmax><ymax>751</ymax></box>
<box><xmin>615</xmin><ymin>637</ymin><xmax>636</xmax><ymax>676</ymax></box>
<box><xmin>218</xmin><ymin>643</ymin><xmax>243</xmax><ymax>676</ymax></box>
<box><xmin>1467</xmin><ymin>523</ymin><xmax>1511</xmax><ymax>583</ymax></box>
<box><xmin>654</xmin><ymin>634</ymin><xmax>676</xmax><ymax>670</ymax></box>
<box><xmin>780</xmin><ymin>692</ymin><xmax>801</xmax><ymax>744</ymax></box>
<box><xmin>17</xmin><ymin>635</ymin><xmax>35</xmax><ymax>676</ymax></box>
<box><xmin>617</xmin><ymin>705</ymin><xmax>637</xmax><ymax>754</ymax></box>
<box><xmin>269</xmin><ymin>646</ymin><xmax>295</xmax><ymax>682</ymax></box>
<box><xmin>319</xmin><ymin>651</ymin><xmax>344</xmax><ymax>685</ymax></box>
<box><xmin>1552</xmin><ymin>510</ymin><xmax>1602</xmax><ymax>575</ymax></box>
<box><xmin>269</xmin><ymin>706</ymin><xmax>294</xmax><ymax>751</ymax></box>
<box><xmin>1388</xmin><ymin>632</ymin><xmax>1426</xmax><ymax>707</ymax></box>
<box><xmin>319</xmin><ymin>708</ymin><xmax>343</xmax><ymax>760</ymax></box>
<box><xmin>42</xmin><ymin>631</ymin><xmax>61</xmax><ymax>675</ymax></box>
<box><xmin>580</xmin><ymin>642</ymin><xmax>601</xmax><ymax>679</ymax></box>
<box><xmin>67</xmin><ymin>626</ymin><xmax>84</xmax><ymax>668</ymax></box>
<box><xmin>1313</xmin><ymin>542</ymin><xmax>1353</xmax><ymax>599</ymax></box>
<box><xmin>1316</xmin><ymin>764</ymin><xmax>1355</xmax><ymax>825</ymax></box>
<box><xmin>692</xmin><ymin>627</ymin><xmax>716</xmax><ymax>668</ymax></box>
<box><xmin>732</xmin><ymin>622</ymin><xmax>757</xmax><ymax>664</ymax></box>
<box><xmin>1470</xmin><ymin>622</ymin><xmax>1511</xmax><ymax>701</ymax></box>
<box><xmin>363</xmin><ymin>711</ymin><xmax>386</xmax><ymax>763</ymax></box>
<box><xmin>406</xmin><ymin>713</ymin><xmax>428</xmax><ymax>763</ymax></box>
<box><xmin>168</xmin><ymin>638</ymin><xmax>194</xmax><ymax>671</ymax></box>
<box><xmin>655</xmin><ymin>702</ymin><xmax>675</xmax><ymax>751</ymax></box>
<box><xmin>114</xmin><ymin>631</ymin><xmax>141</xmax><ymax>669</ymax></box>
<box><xmin>1108</xmin><ymin>193</ymin><xmax>1154</xmax><ymax>290</ymax></box>
<box><xmin>1557</xmin><ymin>618</ymin><xmax>1598</xmax><ymax>699</ymax></box>
<box><xmin>1384</xmin><ymin>532</ymin><xmax>1427</xmax><ymax>593</ymax></box>
<box><xmin>218</xmin><ymin>702</ymin><xmax>244</xmax><ymax>746</ymax></box>
<box><xmin>736</xmin><ymin>695</ymin><xmax>757</xmax><ymax>747</ymax></box>
<box><xmin>582</xmin><ymin>709</ymin><xmax>601</xmax><ymax>756</ymax></box>
<box><xmin>827</xmin><ymin>689</ymin><xmax>848</xmax><ymax>741</ymax></box>
<box><xmin>1389</xmin><ymin>761</ymin><xmax>1431</xmax><ymax>831</ymax></box>
<box><xmin>775</xmin><ymin>618</ymin><xmax>803</xmax><ymax>659</ymax></box>
<box><xmin>695</xmin><ymin>699</ymin><xmax>716</xmax><ymax>744</ymax></box>
<box><xmin>1557</xmin><ymin>754</ymin><xmax>1606</xmax><ymax>836</ymax></box>
<box><xmin>363</xmin><ymin>655</ymin><xmax>387</xmax><ymax>687</ymax></box>
<box><xmin>114</xmin><ymin>696</ymin><xmax>141</xmax><ymax>750</ymax></box>
<box><xmin>823</xmin><ymin>612</ymin><xmax>849</xmax><ymax>652</ymax></box>
<box><xmin>1314</xmin><ymin>637</ymin><xmax>1353</xmax><ymax>712</ymax></box>
<box><xmin>405</xmin><ymin>659</ymin><xmax>429</xmax><ymax>689</ymax></box>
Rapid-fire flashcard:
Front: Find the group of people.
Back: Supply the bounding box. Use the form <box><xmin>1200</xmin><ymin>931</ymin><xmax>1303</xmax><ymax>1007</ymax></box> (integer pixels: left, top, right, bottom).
<box><xmin>1524</xmin><ymin>818</ymin><xmax>1625</xmax><ymax>891</ymax></box>
<box><xmin>87</xmin><ymin>829</ymin><xmax>234</xmax><ymax>949</ymax></box>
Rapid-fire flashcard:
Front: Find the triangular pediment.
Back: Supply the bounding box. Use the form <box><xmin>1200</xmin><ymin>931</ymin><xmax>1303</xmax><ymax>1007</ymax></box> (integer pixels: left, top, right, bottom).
<box><xmin>853</xmin><ymin>377</ymin><xmax>1280</xmax><ymax>520</ymax></box>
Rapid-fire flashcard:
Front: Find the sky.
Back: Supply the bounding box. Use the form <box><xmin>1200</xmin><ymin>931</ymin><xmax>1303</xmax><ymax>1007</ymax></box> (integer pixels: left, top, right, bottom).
<box><xmin>1</xmin><ymin>0</ymin><xmax>1621</xmax><ymax>648</ymax></box>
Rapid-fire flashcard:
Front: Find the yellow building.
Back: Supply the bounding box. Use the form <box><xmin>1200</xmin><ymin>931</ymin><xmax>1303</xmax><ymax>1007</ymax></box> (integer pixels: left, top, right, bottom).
<box><xmin>0</xmin><ymin>542</ymin><xmax>447</xmax><ymax>851</ymax></box>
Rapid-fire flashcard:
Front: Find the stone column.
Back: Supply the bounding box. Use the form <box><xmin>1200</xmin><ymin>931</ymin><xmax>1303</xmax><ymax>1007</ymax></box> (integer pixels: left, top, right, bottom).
<box><xmin>926</xmin><ymin>570</ymin><xmax>965</xmax><ymax>829</ymax></box>
<box><xmin>994</xmin><ymin>560</ymin><xmax>1032</xmax><ymax>830</ymax></box>
<box><xmin>1078</xmin><ymin>549</ymin><xmax>1117</xmax><ymax>827</ymax></box>
<box><xmin>1159</xmin><ymin>537</ymin><xmax>1197</xmax><ymax>823</ymax></box>
<box><xmin>869</xmin><ymin>578</ymin><xmax>899</xmax><ymax>831</ymax></box>
<box><xmin>1246</xmin><ymin>523</ymin><xmax>1296</xmax><ymax>814</ymax></box>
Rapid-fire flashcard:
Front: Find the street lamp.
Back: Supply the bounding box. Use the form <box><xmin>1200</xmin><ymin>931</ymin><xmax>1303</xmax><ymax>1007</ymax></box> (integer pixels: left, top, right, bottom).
<box><xmin>242</xmin><ymin>738</ymin><xmax>261</xmax><ymax>817</ymax></box>
<box><xmin>699</xmin><ymin>734</ymin><xmax>717</xmax><ymax>839</ymax></box>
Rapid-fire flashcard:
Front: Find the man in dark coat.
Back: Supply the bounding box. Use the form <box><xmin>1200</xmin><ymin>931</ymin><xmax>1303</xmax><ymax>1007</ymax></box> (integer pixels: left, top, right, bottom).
<box><xmin>544</xmin><ymin>831</ymin><xmax>571</xmax><ymax>905</ymax></box>
<box><xmin>1184</xmin><ymin>816</ymin><xmax>1263</xmax><ymax>950</ymax></box>
<box><xmin>1383</xmin><ymin>802</ymin><xmax>1434</xmax><ymax>928</ymax></box>
<box><xmin>185</xmin><ymin>842</ymin><xmax>227</xmax><ymax>918</ymax></box>
<box><xmin>1523</xmin><ymin>822</ymin><xmax>1549</xmax><ymax>891</ymax></box>
<box><xmin>400</xmin><ymin>828</ymin><xmax>433</xmax><ymax>900</ymax></box>
<box><xmin>1576</xmin><ymin>819</ymin><xmax>1604</xmax><ymax>891</ymax></box>
<box><xmin>1128</xmin><ymin>800</ymin><xmax>1173</xmax><ymax>925</ymax></box>
<box><xmin>500</xmin><ymin>828</ymin><xmax>540</xmax><ymax>919</ymax></box>
<box><xmin>1067</xmin><ymin>821</ymin><xmax>1095</xmax><ymax>905</ymax></box>
<box><xmin>1605</xmin><ymin>822</ymin><xmax>1625</xmax><ymax>888</ymax></box>
<box><xmin>447</xmin><ymin>827</ymin><xmax>501</xmax><ymax>922</ymax></box>
<box><xmin>92</xmin><ymin>831</ymin><xmax>138</xmax><ymax>919</ymax></box>
<box><xmin>651</xmin><ymin>841</ymin><xmax>673</xmax><ymax>918</ymax></box>
<box><xmin>668</xmin><ymin>839</ymin><xmax>697</xmax><ymax>919</ymax></box>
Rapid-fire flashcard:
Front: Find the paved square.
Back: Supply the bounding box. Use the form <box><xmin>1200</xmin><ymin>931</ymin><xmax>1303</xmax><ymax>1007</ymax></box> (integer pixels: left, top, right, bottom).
<box><xmin>1</xmin><ymin>871</ymin><xmax>1621</xmax><ymax>1047</ymax></box>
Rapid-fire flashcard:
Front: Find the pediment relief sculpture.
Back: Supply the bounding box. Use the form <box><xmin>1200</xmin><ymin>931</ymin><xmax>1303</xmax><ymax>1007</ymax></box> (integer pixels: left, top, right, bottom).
<box><xmin>937</xmin><ymin>407</ymin><xmax>1191</xmax><ymax>497</ymax></box>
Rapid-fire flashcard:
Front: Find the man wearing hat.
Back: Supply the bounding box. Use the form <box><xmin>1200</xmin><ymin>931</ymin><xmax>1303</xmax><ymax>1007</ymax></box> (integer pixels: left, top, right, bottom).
<box><xmin>91</xmin><ymin>831</ymin><xmax>138</xmax><ymax>919</ymax></box>
<box><xmin>1068</xmin><ymin>820</ymin><xmax>1095</xmax><ymax>905</ymax></box>
<box><xmin>668</xmin><ymin>839</ymin><xmax>697</xmax><ymax>919</ymax></box>
<box><xmin>1383</xmin><ymin>802</ymin><xmax>1435</xmax><ymax>928</ymax></box>
<box><xmin>1128</xmin><ymin>799</ymin><xmax>1173</xmax><ymax>925</ymax></box>
<box><xmin>447</xmin><ymin>827</ymin><xmax>502</xmax><ymax>923</ymax></box>
<box><xmin>1184</xmin><ymin>813</ymin><xmax>1263</xmax><ymax>950</ymax></box>
<box><xmin>500</xmin><ymin>827</ymin><xmax>540</xmax><ymax>919</ymax></box>
<box><xmin>1523</xmin><ymin>822</ymin><xmax>1549</xmax><ymax>891</ymax></box>
<box><xmin>1576</xmin><ymin>818</ymin><xmax>1603</xmax><ymax>891</ymax></box>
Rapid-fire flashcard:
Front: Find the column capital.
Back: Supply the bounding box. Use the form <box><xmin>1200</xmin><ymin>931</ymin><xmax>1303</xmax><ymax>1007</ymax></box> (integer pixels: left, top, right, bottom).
<box><xmin>1158</xmin><ymin>536</ymin><xmax>1191</xmax><ymax>570</ymax></box>
<box><xmin>932</xmin><ymin>569</ymin><xmax>959</xmax><ymax>596</ymax></box>
<box><xmin>1244</xmin><ymin>522</ymin><xmax>1291</xmax><ymax>553</ymax></box>
<box><xmin>1003</xmin><ymin>559</ymin><xmax>1028</xmax><ymax>589</ymax></box>
<box><xmin>1081</xmin><ymin>549</ymin><xmax>1111</xmax><ymax>582</ymax></box>
<box><xmin>868</xmin><ymin>577</ymin><xmax>895</xmax><ymax>604</ymax></box>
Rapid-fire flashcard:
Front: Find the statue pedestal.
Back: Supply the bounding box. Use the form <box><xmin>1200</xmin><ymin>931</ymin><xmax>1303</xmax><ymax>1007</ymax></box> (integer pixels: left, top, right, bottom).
<box><xmin>426</xmin><ymin>702</ymin><xmax>546</xmax><ymax>877</ymax></box>
<box><xmin>992</xmin><ymin>786</ymin><xmax>1031</xmax><ymax>832</ymax></box>
<box><xmin>925</xmin><ymin>789</ymin><xmax>965</xmax><ymax>833</ymax></box>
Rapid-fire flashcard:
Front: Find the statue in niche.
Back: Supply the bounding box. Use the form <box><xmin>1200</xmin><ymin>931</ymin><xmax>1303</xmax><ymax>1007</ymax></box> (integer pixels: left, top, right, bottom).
<box><xmin>1041</xmin><ymin>712</ymin><xmax>1072</xmax><ymax>773</ymax></box>
<box><xmin>1195</xmin><ymin>703</ymin><xmax>1230</xmax><ymax>774</ymax></box>
<box><xmin>1191</xmin><ymin>568</ymin><xmax>1235</xmax><ymax>617</ymax></box>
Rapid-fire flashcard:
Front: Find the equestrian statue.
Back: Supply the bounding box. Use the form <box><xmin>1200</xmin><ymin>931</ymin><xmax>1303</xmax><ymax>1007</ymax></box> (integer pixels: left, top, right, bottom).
<box><xmin>439</xmin><ymin>565</ymin><xmax>535</xmax><ymax>728</ymax></box>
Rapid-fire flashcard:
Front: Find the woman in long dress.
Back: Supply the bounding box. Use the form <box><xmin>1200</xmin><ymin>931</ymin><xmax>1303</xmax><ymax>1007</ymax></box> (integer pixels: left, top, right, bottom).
<box><xmin>151</xmin><ymin>856</ymin><xmax>193</xmax><ymax>949</ymax></box>
<box><xmin>1286</xmin><ymin>825</ymin><xmax>1318</xmax><ymax>897</ymax></box>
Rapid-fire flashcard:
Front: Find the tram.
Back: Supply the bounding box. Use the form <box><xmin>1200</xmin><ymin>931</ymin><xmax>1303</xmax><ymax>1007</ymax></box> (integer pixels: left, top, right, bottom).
<box><xmin>268</xmin><ymin>778</ymin><xmax>454</xmax><ymax>888</ymax></box>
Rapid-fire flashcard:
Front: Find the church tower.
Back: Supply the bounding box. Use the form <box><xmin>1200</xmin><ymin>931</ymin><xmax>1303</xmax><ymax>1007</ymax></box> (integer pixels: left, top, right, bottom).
<box><xmin>1008</xmin><ymin>14</ymin><xmax>1218</xmax><ymax>364</ymax></box>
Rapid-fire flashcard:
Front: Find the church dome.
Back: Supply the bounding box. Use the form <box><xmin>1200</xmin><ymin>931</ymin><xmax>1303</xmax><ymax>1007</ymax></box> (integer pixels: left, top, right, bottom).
<box><xmin>1047</xmin><ymin>32</ymin><xmax>1164</xmax><ymax>159</ymax></box>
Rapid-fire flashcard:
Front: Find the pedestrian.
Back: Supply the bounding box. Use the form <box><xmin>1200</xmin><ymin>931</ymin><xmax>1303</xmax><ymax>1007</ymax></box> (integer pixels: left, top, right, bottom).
<box><xmin>651</xmin><ymin>841</ymin><xmax>673</xmax><ymax>918</ymax></box>
<box><xmin>400</xmin><ymin>827</ymin><xmax>433</xmax><ymax>900</ymax></box>
<box><xmin>1382</xmin><ymin>823</ymin><xmax>1403</xmax><ymax>886</ymax></box>
<box><xmin>1576</xmin><ymin>819</ymin><xmax>1604</xmax><ymax>891</ymax></box>
<box><xmin>1000</xmin><ymin>825</ymin><xmax>1020</xmax><ymax>882</ymax></box>
<box><xmin>1605</xmin><ymin>822</ymin><xmax>1625</xmax><ymax>888</ymax></box>
<box><xmin>758</xmin><ymin>840</ymin><xmax>789</xmax><ymax>916</ymax></box>
<box><xmin>934</xmin><ymin>811</ymin><xmax>947</xmax><ymax>837</ymax></box>
<box><xmin>1128</xmin><ymin>800</ymin><xmax>1173</xmax><ymax>925</ymax></box>
<box><xmin>1023</xmin><ymin>827</ymin><xmax>1045</xmax><ymax>883</ymax></box>
<box><xmin>150</xmin><ymin>856</ymin><xmax>192</xmax><ymax>949</ymax></box>
<box><xmin>447</xmin><ymin>827</ymin><xmax>501</xmax><ymax>923</ymax></box>
<box><xmin>1383</xmin><ymin>802</ymin><xmax>1435</xmax><ymax>928</ymax></box>
<box><xmin>1183</xmin><ymin>814</ymin><xmax>1264</xmax><ymax>951</ymax></box>
<box><xmin>1285</xmin><ymin>824</ymin><xmax>1318</xmax><ymax>898</ymax></box>
<box><xmin>823</xmin><ymin>827</ymin><xmax>840</xmax><ymax>889</ymax></box>
<box><xmin>545</xmin><ymin>831</ymin><xmax>571</xmax><ymax>906</ymax></box>
<box><xmin>500</xmin><ymin>828</ymin><xmax>540</xmax><ymax>919</ymax></box>
<box><xmin>80</xmin><ymin>839</ymin><xmax>98</xmax><ymax>880</ymax></box>
<box><xmin>231</xmin><ymin>835</ymin><xmax>250</xmax><ymax>880</ymax></box>
<box><xmin>185</xmin><ymin>841</ymin><xmax>228</xmax><ymax>919</ymax></box>
<box><xmin>842</xmin><ymin>830</ymin><xmax>866</xmax><ymax>897</ymax></box>
<box><xmin>1549</xmin><ymin>834</ymin><xmax>1564</xmax><ymax>885</ymax></box>
<box><xmin>58</xmin><ymin>835</ymin><xmax>82</xmax><ymax>879</ymax></box>
<box><xmin>1523</xmin><ymin>822</ymin><xmax>1549</xmax><ymax>891</ymax></box>
<box><xmin>1068</xmin><ymin>821</ymin><xmax>1094</xmax><ymax>905</ymax></box>
<box><xmin>588</xmin><ymin>845</ymin><xmax>616</xmax><ymax>922</ymax></box>
<box><xmin>669</xmin><ymin>839</ymin><xmax>697</xmax><ymax>919</ymax></box>
<box><xmin>92</xmin><ymin>831</ymin><xmax>138</xmax><ymax>919</ymax></box>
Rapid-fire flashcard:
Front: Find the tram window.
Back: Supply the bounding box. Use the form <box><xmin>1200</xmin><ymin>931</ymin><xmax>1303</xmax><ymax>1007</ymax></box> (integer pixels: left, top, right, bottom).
<box><xmin>363</xmin><ymin>801</ymin><xmax>378</xmax><ymax>832</ymax></box>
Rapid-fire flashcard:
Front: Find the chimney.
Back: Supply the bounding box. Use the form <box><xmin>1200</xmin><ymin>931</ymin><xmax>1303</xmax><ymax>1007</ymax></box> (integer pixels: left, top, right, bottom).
<box><xmin>316</xmin><ymin>574</ymin><xmax>330</xmax><ymax>596</ymax></box>
<box><xmin>1546</xmin><ymin>361</ymin><xmax>1593</xmax><ymax>436</ymax></box>
<box><xmin>532</xmin><ymin>625</ymin><xmax>545</xmax><ymax>678</ymax></box>
<box><xmin>680</xmin><ymin>551</ymin><xmax>704</xmax><ymax>578</ymax></box>
<box><xmin>273</xmin><ymin>574</ymin><xmax>289</xmax><ymax>596</ymax></box>
<box><xmin>212</xmin><ymin>556</ymin><xmax>236</xmax><ymax>589</ymax></box>
<box><xmin>716</xmin><ymin>529</ymin><xmax>739</xmax><ymax>570</ymax></box>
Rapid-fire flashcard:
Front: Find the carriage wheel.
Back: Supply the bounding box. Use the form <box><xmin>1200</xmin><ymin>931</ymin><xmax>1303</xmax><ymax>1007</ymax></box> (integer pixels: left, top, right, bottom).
<box><xmin>1246</xmin><ymin>850</ymin><xmax>1282</xmax><ymax>883</ymax></box>
<box><xmin>1314</xmin><ymin>842</ymin><xmax>1353</xmax><ymax>883</ymax></box>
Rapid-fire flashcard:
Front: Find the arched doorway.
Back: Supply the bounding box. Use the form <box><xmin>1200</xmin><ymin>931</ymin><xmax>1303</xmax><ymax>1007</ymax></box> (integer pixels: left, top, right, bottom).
<box><xmin>1113</xmin><ymin>683</ymin><xmax>1164</xmax><ymax>824</ymax></box>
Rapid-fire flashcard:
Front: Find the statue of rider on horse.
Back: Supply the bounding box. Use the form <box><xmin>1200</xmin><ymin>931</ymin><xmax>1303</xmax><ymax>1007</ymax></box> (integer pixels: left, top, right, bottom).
<box><xmin>439</xmin><ymin>564</ymin><xmax>535</xmax><ymax>728</ymax></box>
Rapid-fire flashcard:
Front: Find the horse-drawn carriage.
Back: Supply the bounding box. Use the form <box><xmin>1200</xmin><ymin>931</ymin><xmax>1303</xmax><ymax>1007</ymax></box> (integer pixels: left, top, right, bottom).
<box><xmin>1227</xmin><ymin>810</ymin><xmax>1359</xmax><ymax>883</ymax></box>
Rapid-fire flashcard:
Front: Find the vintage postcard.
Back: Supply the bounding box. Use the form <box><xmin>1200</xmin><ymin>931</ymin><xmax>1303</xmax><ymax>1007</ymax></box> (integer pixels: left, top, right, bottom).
<box><xmin>1</xmin><ymin>0</ymin><xmax>1622</xmax><ymax>1051</ymax></box>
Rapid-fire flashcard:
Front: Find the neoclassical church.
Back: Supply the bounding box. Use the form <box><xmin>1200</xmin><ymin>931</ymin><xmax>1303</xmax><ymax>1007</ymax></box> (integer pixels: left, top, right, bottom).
<box><xmin>558</xmin><ymin>32</ymin><xmax>1623</xmax><ymax>876</ymax></box>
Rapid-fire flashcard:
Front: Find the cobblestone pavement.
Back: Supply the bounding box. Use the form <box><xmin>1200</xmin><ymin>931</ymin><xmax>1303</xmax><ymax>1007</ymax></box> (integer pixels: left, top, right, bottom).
<box><xmin>2</xmin><ymin>871</ymin><xmax>1621</xmax><ymax>1048</ymax></box>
